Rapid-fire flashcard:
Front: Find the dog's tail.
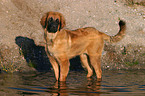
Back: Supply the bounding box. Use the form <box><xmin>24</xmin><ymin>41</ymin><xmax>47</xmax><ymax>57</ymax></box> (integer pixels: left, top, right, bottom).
<box><xmin>103</xmin><ymin>20</ymin><xmax>126</xmax><ymax>43</ymax></box>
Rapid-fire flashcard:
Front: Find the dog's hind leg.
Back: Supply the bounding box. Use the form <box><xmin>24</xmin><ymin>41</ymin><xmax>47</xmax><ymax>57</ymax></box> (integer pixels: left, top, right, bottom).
<box><xmin>87</xmin><ymin>40</ymin><xmax>103</xmax><ymax>80</ymax></box>
<box><xmin>80</xmin><ymin>54</ymin><xmax>93</xmax><ymax>78</ymax></box>
<box><xmin>89</xmin><ymin>54</ymin><xmax>102</xmax><ymax>79</ymax></box>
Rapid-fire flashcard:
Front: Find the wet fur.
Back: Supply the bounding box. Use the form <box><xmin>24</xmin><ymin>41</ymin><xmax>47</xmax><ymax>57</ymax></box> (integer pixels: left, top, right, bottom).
<box><xmin>40</xmin><ymin>11</ymin><xmax>126</xmax><ymax>81</ymax></box>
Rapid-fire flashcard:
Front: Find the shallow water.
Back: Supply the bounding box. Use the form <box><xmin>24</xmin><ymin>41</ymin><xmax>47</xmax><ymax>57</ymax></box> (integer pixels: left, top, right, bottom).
<box><xmin>0</xmin><ymin>70</ymin><xmax>145</xmax><ymax>96</ymax></box>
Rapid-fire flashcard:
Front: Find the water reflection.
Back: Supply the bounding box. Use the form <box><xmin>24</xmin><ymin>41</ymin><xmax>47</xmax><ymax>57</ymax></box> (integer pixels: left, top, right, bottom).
<box><xmin>0</xmin><ymin>70</ymin><xmax>145</xmax><ymax>95</ymax></box>
<box><xmin>51</xmin><ymin>81</ymin><xmax>69</xmax><ymax>96</ymax></box>
<box><xmin>50</xmin><ymin>78</ymin><xmax>101</xmax><ymax>96</ymax></box>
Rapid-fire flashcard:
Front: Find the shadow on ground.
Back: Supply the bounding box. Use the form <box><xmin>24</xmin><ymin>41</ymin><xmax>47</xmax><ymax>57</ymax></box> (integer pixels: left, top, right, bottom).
<box><xmin>15</xmin><ymin>36</ymin><xmax>83</xmax><ymax>72</ymax></box>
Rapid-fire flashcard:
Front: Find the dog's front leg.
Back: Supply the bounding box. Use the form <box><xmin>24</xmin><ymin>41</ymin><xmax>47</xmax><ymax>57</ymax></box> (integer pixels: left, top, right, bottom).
<box><xmin>48</xmin><ymin>56</ymin><xmax>59</xmax><ymax>81</ymax></box>
<box><xmin>58</xmin><ymin>56</ymin><xmax>70</xmax><ymax>81</ymax></box>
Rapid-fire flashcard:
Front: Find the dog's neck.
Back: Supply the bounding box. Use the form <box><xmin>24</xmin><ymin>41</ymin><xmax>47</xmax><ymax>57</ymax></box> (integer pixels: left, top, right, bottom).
<box><xmin>47</xmin><ymin>32</ymin><xmax>58</xmax><ymax>41</ymax></box>
<box><xmin>47</xmin><ymin>32</ymin><xmax>58</xmax><ymax>46</ymax></box>
<box><xmin>44</xmin><ymin>29</ymin><xmax>58</xmax><ymax>46</ymax></box>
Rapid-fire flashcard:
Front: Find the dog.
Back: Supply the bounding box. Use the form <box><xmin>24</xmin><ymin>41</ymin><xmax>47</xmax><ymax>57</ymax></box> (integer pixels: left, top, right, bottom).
<box><xmin>40</xmin><ymin>11</ymin><xmax>126</xmax><ymax>81</ymax></box>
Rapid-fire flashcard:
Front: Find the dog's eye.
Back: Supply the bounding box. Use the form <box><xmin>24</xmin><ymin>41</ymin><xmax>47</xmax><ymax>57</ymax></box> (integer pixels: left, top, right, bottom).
<box><xmin>56</xmin><ymin>18</ymin><xmax>59</xmax><ymax>23</ymax></box>
<box><xmin>48</xmin><ymin>17</ymin><xmax>53</xmax><ymax>22</ymax></box>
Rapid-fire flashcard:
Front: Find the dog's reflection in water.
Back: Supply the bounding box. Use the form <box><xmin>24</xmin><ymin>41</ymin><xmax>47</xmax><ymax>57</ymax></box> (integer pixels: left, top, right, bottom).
<box><xmin>51</xmin><ymin>78</ymin><xmax>101</xmax><ymax>96</ymax></box>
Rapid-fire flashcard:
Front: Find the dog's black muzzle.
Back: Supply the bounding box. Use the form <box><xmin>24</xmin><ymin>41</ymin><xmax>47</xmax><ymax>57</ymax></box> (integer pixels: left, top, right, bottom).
<box><xmin>47</xmin><ymin>22</ymin><xmax>59</xmax><ymax>33</ymax></box>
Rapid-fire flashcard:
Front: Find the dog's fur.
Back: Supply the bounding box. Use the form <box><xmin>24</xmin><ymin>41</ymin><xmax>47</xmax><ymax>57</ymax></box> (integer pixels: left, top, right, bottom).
<box><xmin>40</xmin><ymin>11</ymin><xmax>126</xmax><ymax>81</ymax></box>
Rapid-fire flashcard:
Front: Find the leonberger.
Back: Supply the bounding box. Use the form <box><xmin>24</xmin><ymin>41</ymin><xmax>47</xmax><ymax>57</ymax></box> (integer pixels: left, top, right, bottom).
<box><xmin>40</xmin><ymin>11</ymin><xmax>126</xmax><ymax>81</ymax></box>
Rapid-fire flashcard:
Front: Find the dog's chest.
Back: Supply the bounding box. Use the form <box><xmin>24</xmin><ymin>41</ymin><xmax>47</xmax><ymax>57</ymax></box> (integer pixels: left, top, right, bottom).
<box><xmin>46</xmin><ymin>37</ymin><xmax>69</xmax><ymax>57</ymax></box>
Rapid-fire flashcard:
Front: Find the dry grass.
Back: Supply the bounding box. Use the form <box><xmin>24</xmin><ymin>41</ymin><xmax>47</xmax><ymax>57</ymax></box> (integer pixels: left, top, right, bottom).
<box><xmin>102</xmin><ymin>43</ymin><xmax>145</xmax><ymax>70</ymax></box>
<box><xmin>0</xmin><ymin>44</ymin><xmax>21</xmax><ymax>73</ymax></box>
<box><xmin>124</xmin><ymin>0</ymin><xmax>145</xmax><ymax>6</ymax></box>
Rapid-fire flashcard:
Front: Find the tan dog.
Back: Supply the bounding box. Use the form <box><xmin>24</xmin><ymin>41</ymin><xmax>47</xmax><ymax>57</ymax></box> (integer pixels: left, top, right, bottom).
<box><xmin>40</xmin><ymin>11</ymin><xmax>126</xmax><ymax>81</ymax></box>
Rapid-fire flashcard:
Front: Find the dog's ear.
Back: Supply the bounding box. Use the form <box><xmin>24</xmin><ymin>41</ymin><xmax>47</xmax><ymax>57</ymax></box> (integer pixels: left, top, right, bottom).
<box><xmin>59</xmin><ymin>13</ymin><xmax>66</xmax><ymax>29</ymax></box>
<box><xmin>40</xmin><ymin>13</ymin><xmax>48</xmax><ymax>29</ymax></box>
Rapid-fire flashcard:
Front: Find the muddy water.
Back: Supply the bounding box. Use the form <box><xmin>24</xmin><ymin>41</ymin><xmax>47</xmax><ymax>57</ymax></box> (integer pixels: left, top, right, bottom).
<box><xmin>0</xmin><ymin>70</ymin><xmax>145</xmax><ymax>96</ymax></box>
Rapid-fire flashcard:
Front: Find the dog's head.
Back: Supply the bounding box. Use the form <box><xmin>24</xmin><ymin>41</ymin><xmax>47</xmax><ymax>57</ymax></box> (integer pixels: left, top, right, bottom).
<box><xmin>40</xmin><ymin>11</ymin><xmax>66</xmax><ymax>33</ymax></box>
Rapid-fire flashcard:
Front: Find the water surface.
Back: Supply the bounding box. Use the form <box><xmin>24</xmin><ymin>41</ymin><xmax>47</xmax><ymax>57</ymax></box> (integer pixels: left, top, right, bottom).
<box><xmin>0</xmin><ymin>70</ymin><xmax>145</xmax><ymax>96</ymax></box>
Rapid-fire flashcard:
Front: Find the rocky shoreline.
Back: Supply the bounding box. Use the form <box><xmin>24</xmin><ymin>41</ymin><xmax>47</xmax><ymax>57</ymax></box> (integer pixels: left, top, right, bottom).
<box><xmin>0</xmin><ymin>0</ymin><xmax>144</xmax><ymax>73</ymax></box>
